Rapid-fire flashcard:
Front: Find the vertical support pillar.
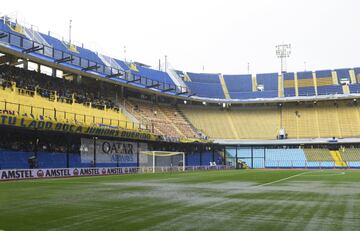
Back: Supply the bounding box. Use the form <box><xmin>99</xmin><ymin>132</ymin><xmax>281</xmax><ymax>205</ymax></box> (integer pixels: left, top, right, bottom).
<box><xmin>52</xmin><ymin>68</ymin><xmax>56</xmax><ymax>77</ymax></box>
<box><xmin>136</xmin><ymin>142</ymin><xmax>140</xmax><ymax>168</ymax></box>
<box><xmin>23</xmin><ymin>59</ymin><xmax>29</xmax><ymax>70</ymax></box>
<box><xmin>212</xmin><ymin>148</ymin><xmax>215</xmax><ymax>162</ymax></box>
<box><xmin>251</xmin><ymin>146</ymin><xmax>254</xmax><ymax>169</ymax></box>
<box><xmin>182</xmin><ymin>153</ymin><xmax>185</xmax><ymax>171</ymax></box>
<box><xmin>66</xmin><ymin>140</ymin><xmax>70</xmax><ymax>168</ymax></box>
<box><xmin>152</xmin><ymin>152</ymin><xmax>155</xmax><ymax>173</ymax></box>
<box><xmin>264</xmin><ymin>147</ymin><xmax>266</xmax><ymax>168</ymax></box>
<box><xmin>93</xmin><ymin>137</ymin><xmax>97</xmax><ymax>167</ymax></box>
<box><xmin>235</xmin><ymin>146</ymin><xmax>238</xmax><ymax>169</ymax></box>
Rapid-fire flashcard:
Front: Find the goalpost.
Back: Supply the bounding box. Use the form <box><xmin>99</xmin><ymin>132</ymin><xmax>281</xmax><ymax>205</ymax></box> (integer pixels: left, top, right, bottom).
<box><xmin>139</xmin><ymin>151</ymin><xmax>185</xmax><ymax>173</ymax></box>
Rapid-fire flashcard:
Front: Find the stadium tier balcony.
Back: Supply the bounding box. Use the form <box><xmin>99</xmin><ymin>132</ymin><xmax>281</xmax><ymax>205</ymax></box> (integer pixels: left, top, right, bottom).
<box><xmin>0</xmin><ymin>65</ymin><xmax>147</xmax><ymax>132</ymax></box>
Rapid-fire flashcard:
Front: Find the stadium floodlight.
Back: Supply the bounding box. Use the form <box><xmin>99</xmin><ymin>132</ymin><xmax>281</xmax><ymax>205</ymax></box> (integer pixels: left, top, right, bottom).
<box><xmin>276</xmin><ymin>44</ymin><xmax>291</xmax><ymax>73</ymax></box>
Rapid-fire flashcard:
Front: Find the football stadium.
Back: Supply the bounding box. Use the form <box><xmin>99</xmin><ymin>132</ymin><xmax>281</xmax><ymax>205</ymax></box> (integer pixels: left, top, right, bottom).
<box><xmin>1</xmin><ymin>0</ymin><xmax>360</xmax><ymax>230</ymax></box>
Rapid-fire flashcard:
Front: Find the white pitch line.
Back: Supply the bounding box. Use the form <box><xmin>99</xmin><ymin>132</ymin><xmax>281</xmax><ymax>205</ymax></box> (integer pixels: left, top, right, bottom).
<box><xmin>256</xmin><ymin>171</ymin><xmax>309</xmax><ymax>187</ymax></box>
<box><xmin>303</xmin><ymin>171</ymin><xmax>346</xmax><ymax>177</ymax></box>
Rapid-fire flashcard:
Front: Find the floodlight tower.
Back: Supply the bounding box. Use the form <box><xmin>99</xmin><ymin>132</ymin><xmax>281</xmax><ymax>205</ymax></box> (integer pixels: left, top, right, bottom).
<box><xmin>276</xmin><ymin>44</ymin><xmax>291</xmax><ymax>73</ymax></box>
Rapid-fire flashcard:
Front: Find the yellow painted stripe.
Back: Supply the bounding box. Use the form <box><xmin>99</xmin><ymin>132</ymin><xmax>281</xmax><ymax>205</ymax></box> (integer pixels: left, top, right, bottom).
<box><xmin>297</xmin><ymin>79</ymin><xmax>314</xmax><ymax>87</ymax></box>
<box><xmin>330</xmin><ymin>151</ymin><xmax>347</xmax><ymax>167</ymax></box>
<box><xmin>219</xmin><ymin>74</ymin><xmax>231</xmax><ymax>99</ymax></box>
<box><xmin>342</xmin><ymin>85</ymin><xmax>349</xmax><ymax>94</ymax></box>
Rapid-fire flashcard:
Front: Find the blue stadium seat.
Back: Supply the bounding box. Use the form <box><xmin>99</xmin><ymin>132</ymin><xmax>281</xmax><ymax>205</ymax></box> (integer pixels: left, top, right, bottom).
<box><xmin>284</xmin><ymin>88</ymin><xmax>296</xmax><ymax>97</ymax></box>
<box><xmin>136</xmin><ymin>65</ymin><xmax>174</xmax><ymax>85</ymax></box>
<box><xmin>349</xmin><ymin>84</ymin><xmax>360</xmax><ymax>94</ymax></box>
<box><xmin>315</xmin><ymin>70</ymin><xmax>332</xmax><ymax>78</ymax></box>
<box><xmin>187</xmin><ymin>72</ymin><xmax>220</xmax><ymax>83</ymax></box>
<box><xmin>223</xmin><ymin>74</ymin><xmax>252</xmax><ymax>92</ymax></box>
<box><xmin>317</xmin><ymin>85</ymin><xmax>343</xmax><ymax>95</ymax></box>
<box><xmin>335</xmin><ymin>68</ymin><xmax>350</xmax><ymax>83</ymax></box>
<box><xmin>256</xmin><ymin>73</ymin><xmax>278</xmax><ymax>91</ymax></box>
<box><xmin>298</xmin><ymin>86</ymin><xmax>316</xmax><ymax>96</ymax></box>
<box><xmin>186</xmin><ymin>82</ymin><xmax>225</xmax><ymax>98</ymax></box>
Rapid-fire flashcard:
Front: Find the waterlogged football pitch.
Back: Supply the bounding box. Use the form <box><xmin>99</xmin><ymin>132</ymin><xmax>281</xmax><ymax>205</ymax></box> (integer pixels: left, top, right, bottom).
<box><xmin>1</xmin><ymin>169</ymin><xmax>360</xmax><ymax>231</ymax></box>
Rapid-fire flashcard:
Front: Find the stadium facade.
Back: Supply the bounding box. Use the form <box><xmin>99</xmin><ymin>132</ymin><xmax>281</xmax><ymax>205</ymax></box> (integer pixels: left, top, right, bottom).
<box><xmin>1</xmin><ymin>15</ymin><xmax>360</xmax><ymax>179</ymax></box>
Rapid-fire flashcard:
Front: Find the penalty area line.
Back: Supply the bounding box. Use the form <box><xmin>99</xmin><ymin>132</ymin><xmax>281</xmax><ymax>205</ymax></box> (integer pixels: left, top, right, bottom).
<box><xmin>256</xmin><ymin>171</ymin><xmax>309</xmax><ymax>187</ymax></box>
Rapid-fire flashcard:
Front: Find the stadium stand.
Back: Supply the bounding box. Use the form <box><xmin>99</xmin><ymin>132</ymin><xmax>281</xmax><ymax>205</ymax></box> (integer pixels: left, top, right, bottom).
<box><xmin>283</xmin><ymin>72</ymin><xmax>296</xmax><ymax>97</ymax></box>
<box><xmin>265</xmin><ymin>148</ymin><xmax>307</xmax><ymax>168</ymax></box>
<box><xmin>315</xmin><ymin>70</ymin><xmax>343</xmax><ymax>95</ymax></box>
<box><xmin>185</xmin><ymin>81</ymin><xmax>225</xmax><ymax>98</ymax></box>
<box><xmin>304</xmin><ymin>148</ymin><xmax>333</xmax><ymax>161</ymax></box>
<box><xmin>180</xmin><ymin>101</ymin><xmax>360</xmax><ymax>140</ymax></box>
<box><xmin>136</xmin><ymin>65</ymin><xmax>174</xmax><ymax>86</ymax></box>
<box><xmin>256</xmin><ymin>73</ymin><xmax>278</xmax><ymax>94</ymax></box>
<box><xmin>0</xmin><ymin>65</ymin><xmax>147</xmax><ymax>131</ymax></box>
<box><xmin>124</xmin><ymin>99</ymin><xmax>199</xmax><ymax>139</ymax></box>
<box><xmin>223</xmin><ymin>74</ymin><xmax>254</xmax><ymax>99</ymax></box>
<box><xmin>297</xmin><ymin>71</ymin><xmax>316</xmax><ymax>96</ymax></box>
<box><xmin>185</xmin><ymin>72</ymin><xmax>225</xmax><ymax>98</ymax></box>
<box><xmin>180</xmin><ymin>105</ymin><xmax>280</xmax><ymax>139</ymax></box>
<box><xmin>340</xmin><ymin>148</ymin><xmax>360</xmax><ymax>161</ymax></box>
<box><xmin>3</xmin><ymin>17</ymin><xmax>360</xmax><ymax>173</ymax></box>
<box><xmin>335</xmin><ymin>68</ymin><xmax>351</xmax><ymax>84</ymax></box>
<box><xmin>187</xmin><ymin>72</ymin><xmax>220</xmax><ymax>83</ymax></box>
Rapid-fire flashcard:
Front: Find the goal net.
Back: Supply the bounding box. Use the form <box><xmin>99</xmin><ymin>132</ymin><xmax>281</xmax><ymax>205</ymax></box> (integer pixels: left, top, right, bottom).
<box><xmin>139</xmin><ymin>151</ymin><xmax>185</xmax><ymax>173</ymax></box>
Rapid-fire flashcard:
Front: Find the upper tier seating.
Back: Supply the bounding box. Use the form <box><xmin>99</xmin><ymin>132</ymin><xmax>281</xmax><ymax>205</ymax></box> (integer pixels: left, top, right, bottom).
<box><xmin>185</xmin><ymin>72</ymin><xmax>224</xmax><ymax>98</ymax></box>
<box><xmin>186</xmin><ymin>81</ymin><xmax>225</xmax><ymax>98</ymax></box>
<box><xmin>223</xmin><ymin>74</ymin><xmax>256</xmax><ymax>99</ymax></box>
<box><xmin>317</xmin><ymin>85</ymin><xmax>343</xmax><ymax>95</ymax></box>
<box><xmin>297</xmin><ymin>71</ymin><xmax>315</xmax><ymax>96</ymax></box>
<box><xmin>40</xmin><ymin>32</ymin><xmax>105</xmax><ymax>66</ymax></box>
<box><xmin>187</xmin><ymin>72</ymin><xmax>220</xmax><ymax>83</ymax></box>
<box><xmin>136</xmin><ymin>65</ymin><xmax>174</xmax><ymax>86</ymax></box>
<box><xmin>3</xmin><ymin>21</ymin><xmax>360</xmax><ymax>101</ymax></box>
<box><xmin>256</xmin><ymin>73</ymin><xmax>278</xmax><ymax>90</ymax></box>
<box><xmin>283</xmin><ymin>72</ymin><xmax>296</xmax><ymax>97</ymax></box>
<box><xmin>223</xmin><ymin>74</ymin><xmax>253</xmax><ymax>92</ymax></box>
<box><xmin>315</xmin><ymin>70</ymin><xmax>343</xmax><ymax>95</ymax></box>
<box><xmin>336</xmin><ymin>68</ymin><xmax>351</xmax><ymax>83</ymax></box>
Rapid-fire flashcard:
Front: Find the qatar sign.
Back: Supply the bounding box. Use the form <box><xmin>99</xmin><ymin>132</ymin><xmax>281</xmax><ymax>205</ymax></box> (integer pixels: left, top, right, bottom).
<box><xmin>80</xmin><ymin>138</ymin><xmax>148</xmax><ymax>164</ymax></box>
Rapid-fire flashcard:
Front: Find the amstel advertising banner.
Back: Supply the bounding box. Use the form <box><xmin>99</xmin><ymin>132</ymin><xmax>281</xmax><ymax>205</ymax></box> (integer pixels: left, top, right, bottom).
<box><xmin>0</xmin><ymin>167</ymin><xmax>139</xmax><ymax>181</ymax></box>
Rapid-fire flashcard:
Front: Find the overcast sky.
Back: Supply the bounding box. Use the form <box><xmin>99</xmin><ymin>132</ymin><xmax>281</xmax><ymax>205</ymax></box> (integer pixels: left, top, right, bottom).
<box><xmin>2</xmin><ymin>0</ymin><xmax>359</xmax><ymax>74</ymax></box>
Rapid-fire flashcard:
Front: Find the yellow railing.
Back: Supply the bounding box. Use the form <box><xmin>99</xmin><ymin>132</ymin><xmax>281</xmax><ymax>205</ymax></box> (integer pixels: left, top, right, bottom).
<box><xmin>0</xmin><ymin>99</ymin><xmax>151</xmax><ymax>132</ymax></box>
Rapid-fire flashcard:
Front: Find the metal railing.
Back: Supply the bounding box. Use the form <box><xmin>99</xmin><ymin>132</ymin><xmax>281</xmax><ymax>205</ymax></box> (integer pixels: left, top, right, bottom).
<box><xmin>0</xmin><ymin>26</ymin><xmax>188</xmax><ymax>94</ymax></box>
<box><xmin>0</xmin><ymin>100</ymin><xmax>153</xmax><ymax>132</ymax></box>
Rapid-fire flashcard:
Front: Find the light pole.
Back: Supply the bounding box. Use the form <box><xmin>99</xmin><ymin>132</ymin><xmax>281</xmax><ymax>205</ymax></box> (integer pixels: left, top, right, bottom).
<box><xmin>69</xmin><ymin>19</ymin><xmax>72</xmax><ymax>45</ymax></box>
<box><xmin>276</xmin><ymin>44</ymin><xmax>291</xmax><ymax>73</ymax></box>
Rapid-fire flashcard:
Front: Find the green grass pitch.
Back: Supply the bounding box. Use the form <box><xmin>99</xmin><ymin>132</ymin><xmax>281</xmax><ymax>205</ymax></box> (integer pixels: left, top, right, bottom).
<box><xmin>1</xmin><ymin>169</ymin><xmax>360</xmax><ymax>231</ymax></box>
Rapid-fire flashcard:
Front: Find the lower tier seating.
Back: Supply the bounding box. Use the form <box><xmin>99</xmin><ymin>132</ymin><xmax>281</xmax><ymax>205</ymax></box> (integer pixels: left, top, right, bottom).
<box><xmin>180</xmin><ymin>101</ymin><xmax>360</xmax><ymax>140</ymax></box>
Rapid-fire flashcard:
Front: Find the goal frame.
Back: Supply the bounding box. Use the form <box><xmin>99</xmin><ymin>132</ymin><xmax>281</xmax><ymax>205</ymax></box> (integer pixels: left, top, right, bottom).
<box><xmin>140</xmin><ymin>151</ymin><xmax>185</xmax><ymax>173</ymax></box>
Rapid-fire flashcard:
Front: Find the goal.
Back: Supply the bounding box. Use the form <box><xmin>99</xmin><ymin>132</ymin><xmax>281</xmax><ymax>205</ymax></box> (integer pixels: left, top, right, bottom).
<box><xmin>139</xmin><ymin>151</ymin><xmax>185</xmax><ymax>173</ymax></box>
